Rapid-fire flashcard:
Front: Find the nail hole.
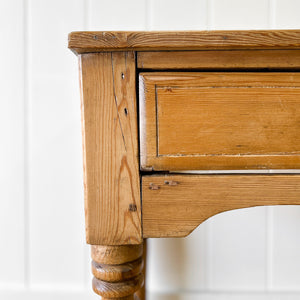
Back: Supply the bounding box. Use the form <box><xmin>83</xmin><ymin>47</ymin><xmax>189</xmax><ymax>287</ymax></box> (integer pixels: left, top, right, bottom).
<box><xmin>164</xmin><ymin>180</ymin><xmax>179</xmax><ymax>186</ymax></box>
<box><xmin>149</xmin><ymin>183</ymin><xmax>160</xmax><ymax>190</ymax></box>
<box><xmin>93</xmin><ymin>35</ymin><xmax>98</xmax><ymax>40</ymax></box>
<box><xmin>129</xmin><ymin>204</ymin><xmax>137</xmax><ymax>212</ymax></box>
<box><xmin>124</xmin><ymin>108</ymin><xmax>128</xmax><ymax>116</ymax></box>
<box><xmin>121</xmin><ymin>73</ymin><xmax>125</xmax><ymax>79</ymax></box>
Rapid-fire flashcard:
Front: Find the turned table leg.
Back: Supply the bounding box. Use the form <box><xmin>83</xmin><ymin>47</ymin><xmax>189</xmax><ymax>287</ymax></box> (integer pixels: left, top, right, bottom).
<box><xmin>77</xmin><ymin>52</ymin><xmax>144</xmax><ymax>298</ymax></box>
<box><xmin>135</xmin><ymin>240</ymin><xmax>147</xmax><ymax>300</ymax></box>
<box><xmin>91</xmin><ymin>244</ymin><xmax>144</xmax><ymax>300</ymax></box>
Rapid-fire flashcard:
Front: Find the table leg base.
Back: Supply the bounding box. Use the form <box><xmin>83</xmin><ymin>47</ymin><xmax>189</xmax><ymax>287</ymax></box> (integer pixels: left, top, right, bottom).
<box><xmin>91</xmin><ymin>244</ymin><xmax>144</xmax><ymax>299</ymax></box>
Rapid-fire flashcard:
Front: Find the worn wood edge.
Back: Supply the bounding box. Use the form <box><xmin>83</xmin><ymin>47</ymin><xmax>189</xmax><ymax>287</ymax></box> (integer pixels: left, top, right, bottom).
<box><xmin>91</xmin><ymin>244</ymin><xmax>144</xmax><ymax>265</ymax></box>
<box><xmin>135</xmin><ymin>239</ymin><xmax>147</xmax><ymax>300</ymax></box>
<box><xmin>68</xmin><ymin>30</ymin><xmax>300</xmax><ymax>54</ymax></box>
<box><xmin>92</xmin><ymin>257</ymin><xmax>143</xmax><ymax>282</ymax></box>
<box><xmin>139</xmin><ymin>75</ymin><xmax>152</xmax><ymax>172</ymax></box>
<box><xmin>92</xmin><ymin>274</ymin><xmax>144</xmax><ymax>298</ymax></box>
<box><xmin>142</xmin><ymin>174</ymin><xmax>300</xmax><ymax>238</ymax></box>
<box><xmin>78</xmin><ymin>54</ymin><xmax>90</xmax><ymax>239</ymax></box>
<box><xmin>139</xmin><ymin>72</ymin><xmax>300</xmax><ymax>85</ymax></box>
<box><xmin>137</xmin><ymin>49</ymin><xmax>300</xmax><ymax>70</ymax></box>
<box><xmin>141</xmin><ymin>155</ymin><xmax>300</xmax><ymax>171</ymax></box>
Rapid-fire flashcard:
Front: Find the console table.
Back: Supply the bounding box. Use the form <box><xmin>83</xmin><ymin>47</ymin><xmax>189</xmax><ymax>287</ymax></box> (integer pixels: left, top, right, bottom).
<box><xmin>68</xmin><ymin>30</ymin><xmax>300</xmax><ymax>300</ymax></box>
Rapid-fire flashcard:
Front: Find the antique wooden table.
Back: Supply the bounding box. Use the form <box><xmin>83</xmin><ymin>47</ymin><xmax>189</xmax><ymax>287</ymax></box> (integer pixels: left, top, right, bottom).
<box><xmin>68</xmin><ymin>30</ymin><xmax>300</xmax><ymax>299</ymax></box>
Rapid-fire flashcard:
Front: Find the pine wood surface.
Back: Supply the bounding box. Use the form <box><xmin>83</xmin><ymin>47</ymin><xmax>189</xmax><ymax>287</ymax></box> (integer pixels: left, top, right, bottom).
<box><xmin>137</xmin><ymin>50</ymin><xmax>300</xmax><ymax>70</ymax></box>
<box><xmin>79</xmin><ymin>52</ymin><xmax>141</xmax><ymax>245</ymax></box>
<box><xmin>91</xmin><ymin>244</ymin><xmax>144</xmax><ymax>300</ymax></box>
<box><xmin>91</xmin><ymin>244</ymin><xmax>144</xmax><ymax>265</ymax></box>
<box><xmin>139</xmin><ymin>72</ymin><xmax>300</xmax><ymax>171</ymax></box>
<box><xmin>135</xmin><ymin>240</ymin><xmax>147</xmax><ymax>300</ymax></box>
<box><xmin>92</xmin><ymin>257</ymin><xmax>143</xmax><ymax>282</ymax></box>
<box><xmin>68</xmin><ymin>30</ymin><xmax>300</xmax><ymax>54</ymax></box>
<box><xmin>93</xmin><ymin>275</ymin><xmax>143</xmax><ymax>299</ymax></box>
<box><xmin>142</xmin><ymin>175</ymin><xmax>300</xmax><ymax>238</ymax></box>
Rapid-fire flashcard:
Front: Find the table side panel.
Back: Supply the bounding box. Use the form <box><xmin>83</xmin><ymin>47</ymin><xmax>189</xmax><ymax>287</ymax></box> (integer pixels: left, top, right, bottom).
<box><xmin>142</xmin><ymin>175</ymin><xmax>300</xmax><ymax>238</ymax></box>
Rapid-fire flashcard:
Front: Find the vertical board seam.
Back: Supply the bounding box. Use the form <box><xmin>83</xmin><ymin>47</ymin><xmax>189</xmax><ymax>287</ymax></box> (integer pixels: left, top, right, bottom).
<box><xmin>146</xmin><ymin>0</ymin><xmax>152</xmax><ymax>30</ymax></box>
<box><xmin>207</xmin><ymin>0</ymin><xmax>213</xmax><ymax>30</ymax></box>
<box><xmin>266</xmin><ymin>207</ymin><xmax>274</xmax><ymax>290</ymax></box>
<box><xmin>85</xmin><ymin>0</ymin><xmax>90</xmax><ymax>30</ymax></box>
<box><xmin>23</xmin><ymin>0</ymin><xmax>30</xmax><ymax>289</ymax></box>
<box><xmin>269</xmin><ymin>0</ymin><xmax>276</xmax><ymax>29</ymax></box>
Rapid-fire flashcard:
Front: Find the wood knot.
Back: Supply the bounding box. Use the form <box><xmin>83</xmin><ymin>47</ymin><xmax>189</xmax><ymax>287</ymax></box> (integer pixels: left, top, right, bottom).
<box><xmin>164</xmin><ymin>180</ymin><xmax>179</xmax><ymax>186</ymax></box>
<box><xmin>149</xmin><ymin>183</ymin><xmax>160</xmax><ymax>190</ymax></box>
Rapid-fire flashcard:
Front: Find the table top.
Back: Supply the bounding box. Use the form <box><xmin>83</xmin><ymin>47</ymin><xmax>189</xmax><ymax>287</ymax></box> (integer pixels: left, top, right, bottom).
<box><xmin>68</xmin><ymin>30</ymin><xmax>300</xmax><ymax>54</ymax></box>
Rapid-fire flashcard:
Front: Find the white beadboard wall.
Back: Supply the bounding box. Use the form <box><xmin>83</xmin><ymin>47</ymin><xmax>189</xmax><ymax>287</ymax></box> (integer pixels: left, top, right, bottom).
<box><xmin>1</xmin><ymin>0</ymin><xmax>300</xmax><ymax>299</ymax></box>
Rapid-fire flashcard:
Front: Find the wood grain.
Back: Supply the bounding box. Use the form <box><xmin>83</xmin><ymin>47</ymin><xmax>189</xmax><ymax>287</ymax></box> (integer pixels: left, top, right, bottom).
<box><xmin>91</xmin><ymin>244</ymin><xmax>144</xmax><ymax>265</ymax></box>
<box><xmin>93</xmin><ymin>275</ymin><xmax>143</xmax><ymax>299</ymax></box>
<box><xmin>92</xmin><ymin>257</ymin><xmax>143</xmax><ymax>282</ymax></box>
<box><xmin>69</xmin><ymin>30</ymin><xmax>300</xmax><ymax>54</ymax></box>
<box><xmin>142</xmin><ymin>175</ymin><xmax>300</xmax><ymax>238</ymax></box>
<box><xmin>79</xmin><ymin>52</ymin><xmax>141</xmax><ymax>245</ymax></box>
<box><xmin>139</xmin><ymin>72</ymin><xmax>300</xmax><ymax>171</ymax></box>
<box><xmin>135</xmin><ymin>240</ymin><xmax>147</xmax><ymax>300</ymax></box>
<box><xmin>137</xmin><ymin>50</ymin><xmax>300</xmax><ymax>70</ymax></box>
<box><xmin>91</xmin><ymin>244</ymin><xmax>144</xmax><ymax>300</ymax></box>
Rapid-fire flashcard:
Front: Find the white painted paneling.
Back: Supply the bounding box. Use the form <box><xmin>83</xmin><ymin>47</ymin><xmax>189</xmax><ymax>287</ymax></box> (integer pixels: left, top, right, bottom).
<box><xmin>211</xmin><ymin>0</ymin><xmax>269</xmax><ymax>29</ymax></box>
<box><xmin>148</xmin><ymin>292</ymin><xmax>300</xmax><ymax>300</ymax></box>
<box><xmin>209</xmin><ymin>208</ymin><xmax>267</xmax><ymax>290</ymax></box>
<box><xmin>148</xmin><ymin>238</ymin><xmax>187</xmax><ymax>292</ymax></box>
<box><xmin>0</xmin><ymin>289</ymin><xmax>97</xmax><ymax>300</ymax></box>
<box><xmin>272</xmin><ymin>206</ymin><xmax>300</xmax><ymax>290</ymax></box>
<box><xmin>180</xmin><ymin>224</ymin><xmax>209</xmax><ymax>291</ymax></box>
<box><xmin>0</xmin><ymin>0</ymin><xmax>25</xmax><ymax>286</ymax></box>
<box><xmin>275</xmin><ymin>0</ymin><xmax>300</xmax><ymax>29</ymax></box>
<box><xmin>88</xmin><ymin>0</ymin><xmax>147</xmax><ymax>30</ymax></box>
<box><xmin>1</xmin><ymin>289</ymin><xmax>299</xmax><ymax>300</ymax></box>
<box><xmin>147</xmin><ymin>223</ymin><xmax>208</xmax><ymax>293</ymax></box>
<box><xmin>149</xmin><ymin>0</ymin><xmax>207</xmax><ymax>30</ymax></box>
<box><xmin>28</xmin><ymin>0</ymin><xmax>87</xmax><ymax>287</ymax></box>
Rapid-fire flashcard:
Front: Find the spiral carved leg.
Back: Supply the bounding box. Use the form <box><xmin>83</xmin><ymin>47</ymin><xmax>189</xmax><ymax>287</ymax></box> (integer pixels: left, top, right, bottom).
<box><xmin>91</xmin><ymin>244</ymin><xmax>144</xmax><ymax>300</ymax></box>
<box><xmin>135</xmin><ymin>240</ymin><xmax>147</xmax><ymax>300</ymax></box>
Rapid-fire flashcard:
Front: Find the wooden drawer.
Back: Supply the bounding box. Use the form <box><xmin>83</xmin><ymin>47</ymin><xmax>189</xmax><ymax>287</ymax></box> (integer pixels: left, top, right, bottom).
<box><xmin>139</xmin><ymin>72</ymin><xmax>300</xmax><ymax>171</ymax></box>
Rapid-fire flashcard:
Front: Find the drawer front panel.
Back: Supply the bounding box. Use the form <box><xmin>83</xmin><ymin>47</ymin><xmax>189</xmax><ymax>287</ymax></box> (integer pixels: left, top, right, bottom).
<box><xmin>139</xmin><ymin>73</ymin><xmax>300</xmax><ymax>170</ymax></box>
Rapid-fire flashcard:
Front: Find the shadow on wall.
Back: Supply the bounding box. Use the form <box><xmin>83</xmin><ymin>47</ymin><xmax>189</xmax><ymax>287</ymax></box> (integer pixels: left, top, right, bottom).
<box><xmin>148</xmin><ymin>237</ymin><xmax>186</xmax><ymax>288</ymax></box>
<box><xmin>148</xmin><ymin>294</ymin><xmax>181</xmax><ymax>300</ymax></box>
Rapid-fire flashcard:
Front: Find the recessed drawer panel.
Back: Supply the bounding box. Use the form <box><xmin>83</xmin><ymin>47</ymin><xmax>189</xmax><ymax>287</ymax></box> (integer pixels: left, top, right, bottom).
<box><xmin>139</xmin><ymin>72</ymin><xmax>300</xmax><ymax>170</ymax></box>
